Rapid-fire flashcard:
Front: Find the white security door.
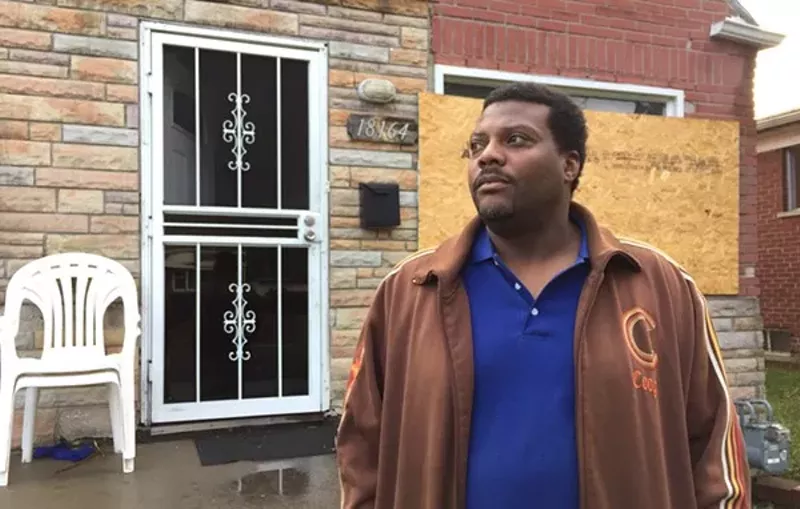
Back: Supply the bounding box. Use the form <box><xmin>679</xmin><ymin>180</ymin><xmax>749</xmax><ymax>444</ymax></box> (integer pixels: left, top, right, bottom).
<box><xmin>144</xmin><ymin>29</ymin><xmax>328</xmax><ymax>423</ymax></box>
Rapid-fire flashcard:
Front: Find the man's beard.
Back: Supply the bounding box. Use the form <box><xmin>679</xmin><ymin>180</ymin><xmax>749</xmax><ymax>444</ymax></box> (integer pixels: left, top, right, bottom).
<box><xmin>477</xmin><ymin>200</ymin><xmax>514</xmax><ymax>222</ymax></box>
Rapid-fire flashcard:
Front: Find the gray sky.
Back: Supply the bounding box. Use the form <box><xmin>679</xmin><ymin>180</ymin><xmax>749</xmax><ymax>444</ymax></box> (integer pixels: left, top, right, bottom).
<box><xmin>739</xmin><ymin>0</ymin><xmax>800</xmax><ymax>118</ymax></box>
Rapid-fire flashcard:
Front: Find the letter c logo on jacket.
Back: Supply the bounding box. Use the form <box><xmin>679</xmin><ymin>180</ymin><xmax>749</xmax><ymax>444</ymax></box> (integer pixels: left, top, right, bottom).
<box><xmin>623</xmin><ymin>307</ymin><xmax>658</xmax><ymax>369</ymax></box>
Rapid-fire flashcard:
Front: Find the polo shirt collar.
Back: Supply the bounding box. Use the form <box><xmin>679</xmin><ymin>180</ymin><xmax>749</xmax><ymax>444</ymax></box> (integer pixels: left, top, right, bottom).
<box><xmin>470</xmin><ymin>216</ymin><xmax>590</xmax><ymax>265</ymax></box>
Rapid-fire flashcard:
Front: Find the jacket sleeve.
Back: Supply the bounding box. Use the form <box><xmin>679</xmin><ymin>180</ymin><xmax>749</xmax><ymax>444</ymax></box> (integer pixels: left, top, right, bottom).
<box><xmin>335</xmin><ymin>284</ymin><xmax>386</xmax><ymax>509</ymax></box>
<box><xmin>686</xmin><ymin>283</ymin><xmax>751</xmax><ymax>509</ymax></box>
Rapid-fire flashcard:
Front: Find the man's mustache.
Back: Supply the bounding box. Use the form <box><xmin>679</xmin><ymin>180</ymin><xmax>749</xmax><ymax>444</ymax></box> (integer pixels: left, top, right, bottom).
<box><xmin>473</xmin><ymin>168</ymin><xmax>512</xmax><ymax>191</ymax></box>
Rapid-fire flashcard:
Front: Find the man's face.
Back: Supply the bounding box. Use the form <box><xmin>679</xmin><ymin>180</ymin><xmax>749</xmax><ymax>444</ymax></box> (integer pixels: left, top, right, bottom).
<box><xmin>466</xmin><ymin>101</ymin><xmax>579</xmax><ymax>225</ymax></box>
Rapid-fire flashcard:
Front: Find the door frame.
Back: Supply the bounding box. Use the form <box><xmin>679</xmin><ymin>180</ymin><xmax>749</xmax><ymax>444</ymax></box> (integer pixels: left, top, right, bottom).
<box><xmin>138</xmin><ymin>22</ymin><xmax>330</xmax><ymax>426</ymax></box>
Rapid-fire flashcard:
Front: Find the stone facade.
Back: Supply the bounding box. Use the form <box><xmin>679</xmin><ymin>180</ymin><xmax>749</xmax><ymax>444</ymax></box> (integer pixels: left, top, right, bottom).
<box><xmin>0</xmin><ymin>0</ymin><xmax>429</xmax><ymax>445</ymax></box>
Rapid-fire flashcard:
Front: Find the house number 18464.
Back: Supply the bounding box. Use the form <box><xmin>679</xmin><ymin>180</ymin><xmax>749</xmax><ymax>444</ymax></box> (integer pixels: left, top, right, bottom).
<box><xmin>346</xmin><ymin>114</ymin><xmax>419</xmax><ymax>145</ymax></box>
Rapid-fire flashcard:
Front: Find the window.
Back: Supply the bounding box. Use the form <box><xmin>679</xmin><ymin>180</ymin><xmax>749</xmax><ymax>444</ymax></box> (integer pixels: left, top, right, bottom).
<box><xmin>785</xmin><ymin>145</ymin><xmax>800</xmax><ymax>212</ymax></box>
<box><xmin>435</xmin><ymin>65</ymin><xmax>684</xmax><ymax>118</ymax></box>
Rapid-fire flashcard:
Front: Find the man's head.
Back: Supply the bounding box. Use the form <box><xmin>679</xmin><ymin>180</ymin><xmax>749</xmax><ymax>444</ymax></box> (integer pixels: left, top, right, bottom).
<box><xmin>466</xmin><ymin>82</ymin><xmax>587</xmax><ymax>230</ymax></box>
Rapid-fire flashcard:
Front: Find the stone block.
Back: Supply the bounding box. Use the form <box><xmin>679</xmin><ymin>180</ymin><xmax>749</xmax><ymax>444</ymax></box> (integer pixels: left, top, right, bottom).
<box><xmin>15</xmin><ymin>386</ymin><xmax>108</xmax><ymax>409</ymax></box>
<box><xmin>0</xmin><ymin>166</ymin><xmax>34</xmax><ymax>186</ymax></box>
<box><xmin>383</xmin><ymin>14</ymin><xmax>429</xmax><ymax>28</ymax></box>
<box><xmin>401</xmin><ymin>26</ymin><xmax>428</xmax><ymax>49</ymax></box>
<box><xmin>105</xmin><ymin>202</ymin><xmax>124</xmax><ymax>214</ymax></box>
<box><xmin>332</xmin><ymin>329</ymin><xmax>360</xmax><ymax>348</ymax></box>
<box><xmin>382</xmin><ymin>251</ymin><xmax>413</xmax><ymax>267</ymax></box>
<box><xmin>711</xmin><ymin>317</ymin><xmax>733</xmax><ymax>332</ymax></box>
<box><xmin>9</xmin><ymin>49</ymin><xmax>70</xmax><ymax>66</ymax></box>
<box><xmin>0</xmin><ymin>93</ymin><xmax>124</xmax><ymax>125</ymax></box>
<box><xmin>0</xmin><ymin>186</ymin><xmax>56</xmax><ymax>212</ymax></box>
<box><xmin>361</xmin><ymin>239</ymin><xmax>407</xmax><ymax>251</ymax></box>
<box><xmin>729</xmin><ymin>371</ymin><xmax>766</xmax><ymax>387</ymax></box>
<box><xmin>376</xmin><ymin>63</ymin><xmax>428</xmax><ymax>79</ymax></box>
<box><xmin>0</xmin><ymin>140</ymin><xmax>50</xmax><ymax>166</ymax></box>
<box><xmin>46</xmin><ymin>234</ymin><xmax>139</xmax><ymax>258</ymax></box>
<box><xmin>107</xmin><ymin>26</ymin><xmax>137</xmax><ymax>40</ymax></box>
<box><xmin>11</xmin><ymin>407</ymin><xmax>56</xmax><ymax>449</ymax></box>
<box><xmin>390</xmin><ymin>229</ymin><xmax>417</xmax><ymax>241</ymax></box>
<box><xmin>122</xmin><ymin>203</ymin><xmax>138</xmax><ymax>215</ymax></box>
<box><xmin>106</xmin><ymin>84</ymin><xmax>138</xmax><ymax>103</ymax></box>
<box><xmin>733</xmin><ymin>315</ymin><xmax>763</xmax><ymax>331</ymax></box>
<box><xmin>71</xmin><ymin>56</ymin><xmax>137</xmax><ymax>84</ymax></box>
<box><xmin>389</xmin><ymin>47</ymin><xmax>426</xmax><ymax>66</ymax></box>
<box><xmin>723</xmin><ymin>357</ymin><xmax>758</xmax><ymax>373</ymax></box>
<box><xmin>331</xmin><ymin>289</ymin><xmax>377</xmax><ymax>307</ymax></box>
<box><xmin>0</xmin><ymin>28</ymin><xmax>52</xmax><ymax>50</ymax></box>
<box><xmin>730</xmin><ymin>385</ymin><xmax>757</xmax><ymax>400</ymax></box>
<box><xmin>357</xmin><ymin>277</ymin><xmax>383</xmax><ymax>289</ymax></box>
<box><xmin>126</xmin><ymin>104</ymin><xmax>138</xmax><ymax>128</ymax></box>
<box><xmin>107</xmin><ymin>13</ymin><xmax>138</xmax><ymax>28</ymax></box>
<box><xmin>184</xmin><ymin>1</ymin><xmax>298</xmax><ymax>35</ymax></box>
<box><xmin>58</xmin><ymin>189</ymin><xmax>104</xmax><ymax>213</ymax></box>
<box><xmin>335</xmin><ymin>307</ymin><xmax>369</xmax><ymax>330</ymax></box>
<box><xmin>330</xmin><ymin>268</ymin><xmax>357</xmax><ymax>289</ymax></box>
<box><xmin>716</xmin><ymin>330</ymin><xmax>763</xmax><ymax>350</ymax></box>
<box><xmin>300</xmin><ymin>26</ymin><xmax>398</xmax><ymax>47</ymax></box>
<box><xmin>0</xmin><ymin>1</ymin><xmax>105</xmax><ymax>36</ymax></box>
<box><xmin>54</xmin><ymin>34</ymin><xmax>137</xmax><ymax>60</ymax></box>
<box><xmin>56</xmin><ymin>405</ymin><xmax>112</xmax><ymax>440</ymax></box>
<box><xmin>57</xmin><ymin>0</ymin><xmax>183</xmax><ymax>19</ymax></box>
<box><xmin>90</xmin><ymin>215</ymin><xmax>139</xmax><ymax>233</ymax></box>
<box><xmin>721</xmin><ymin>348</ymin><xmax>764</xmax><ymax>360</ymax></box>
<box><xmin>36</xmin><ymin>168</ymin><xmax>138</xmax><ymax>191</ymax></box>
<box><xmin>330</xmin><ymin>148</ymin><xmax>413</xmax><ymax>169</ymax></box>
<box><xmin>52</xmin><ymin>143</ymin><xmax>138</xmax><ymax>170</ymax></box>
<box><xmin>0</xmin><ymin>120</ymin><xmax>29</xmax><ymax>140</ymax></box>
<box><xmin>105</xmin><ymin>191</ymin><xmax>139</xmax><ymax>203</ymax></box>
<box><xmin>706</xmin><ymin>296</ymin><xmax>759</xmax><ymax>318</ymax></box>
<box><xmin>62</xmin><ymin>124</ymin><xmax>138</xmax><ymax>146</ymax></box>
<box><xmin>328</xmin><ymin>5</ymin><xmax>382</xmax><ymax>22</ymax></box>
<box><xmin>300</xmin><ymin>14</ymin><xmax>399</xmax><ymax>37</ymax></box>
<box><xmin>332</xmin><ymin>239</ymin><xmax>361</xmax><ymax>249</ymax></box>
<box><xmin>270</xmin><ymin>0</ymin><xmax>326</xmax><ymax>15</ymax></box>
<box><xmin>29</xmin><ymin>122</ymin><xmax>62</xmax><ymax>141</ymax></box>
<box><xmin>0</xmin><ymin>76</ymin><xmax>105</xmax><ymax>100</ymax></box>
<box><xmin>332</xmin><ymin>228</ymin><xmax>377</xmax><ymax>240</ymax></box>
<box><xmin>0</xmin><ymin>212</ymin><xmax>87</xmax><ymax>233</ymax></box>
<box><xmin>399</xmin><ymin>191</ymin><xmax>417</xmax><ymax>207</ymax></box>
<box><xmin>331</xmin><ymin>250</ymin><xmax>381</xmax><ymax>267</ymax></box>
<box><xmin>0</xmin><ymin>244</ymin><xmax>42</xmax><ymax>258</ymax></box>
<box><xmin>329</xmin><ymin>41</ymin><xmax>389</xmax><ymax>63</ymax></box>
<box><xmin>330</xmin><ymin>188</ymin><xmax>359</xmax><ymax>207</ymax></box>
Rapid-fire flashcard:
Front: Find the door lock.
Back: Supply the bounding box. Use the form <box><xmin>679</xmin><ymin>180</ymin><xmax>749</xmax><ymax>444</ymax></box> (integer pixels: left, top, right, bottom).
<box><xmin>304</xmin><ymin>230</ymin><xmax>317</xmax><ymax>242</ymax></box>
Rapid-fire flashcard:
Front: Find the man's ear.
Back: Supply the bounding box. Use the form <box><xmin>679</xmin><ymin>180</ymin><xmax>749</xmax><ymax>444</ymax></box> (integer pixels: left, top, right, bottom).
<box><xmin>563</xmin><ymin>151</ymin><xmax>581</xmax><ymax>185</ymax></box>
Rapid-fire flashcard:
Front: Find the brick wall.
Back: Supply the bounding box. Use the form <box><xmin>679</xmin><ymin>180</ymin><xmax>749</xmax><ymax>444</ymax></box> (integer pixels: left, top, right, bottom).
<box><xmin>0</xmin><ymin>0</ymin><xmax>429</xmax><ymax>444</ymax></box>
<box><xmin>757</xmin><ymin>148</ymin><xmax>800</xmax><ymax>341</ymax></box>
<box><xmin>430</xmin><ymin>0</ymin><xmax>759</xmax><ymax>297</ymax></box>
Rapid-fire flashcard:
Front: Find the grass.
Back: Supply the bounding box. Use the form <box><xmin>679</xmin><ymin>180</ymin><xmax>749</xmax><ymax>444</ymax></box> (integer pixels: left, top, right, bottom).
<box><xmin>764</xmin><ymin>366</ymin><xmax>800</xmax><ymax>480</ymax></box>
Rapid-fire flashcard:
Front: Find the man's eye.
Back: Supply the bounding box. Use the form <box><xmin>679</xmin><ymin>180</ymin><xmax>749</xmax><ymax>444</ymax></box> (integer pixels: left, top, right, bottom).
<box><xmin>508</xmin><ymin>134</ymin><xmax>527</xmax><ymax>144</ymax></box>
<box><xmin>468</xmin><ymin>140</ymin><xmax>486</xmax><ymax>154</ymax></box>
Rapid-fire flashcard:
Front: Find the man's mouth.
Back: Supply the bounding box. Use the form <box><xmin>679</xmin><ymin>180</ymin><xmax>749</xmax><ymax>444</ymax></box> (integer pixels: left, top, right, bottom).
<box><xmin>475</xmin><ymin>175</ymin><xmax>510</xmax><ymax>193</ymax></box>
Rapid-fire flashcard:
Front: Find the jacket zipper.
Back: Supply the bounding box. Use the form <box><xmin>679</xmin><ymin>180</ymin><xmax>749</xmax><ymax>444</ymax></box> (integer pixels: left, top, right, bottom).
<box><xmin>574</xmin><ymin>268</ymin><xmax>606</xmax><ymax>509</ymax></box>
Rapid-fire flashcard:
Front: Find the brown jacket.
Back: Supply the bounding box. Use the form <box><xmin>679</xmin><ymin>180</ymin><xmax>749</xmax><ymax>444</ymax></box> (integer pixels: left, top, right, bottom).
<box><xmin>336</xmin><ymin>203</ymin><xmax>751</xmax><ymax>509</ymax></box>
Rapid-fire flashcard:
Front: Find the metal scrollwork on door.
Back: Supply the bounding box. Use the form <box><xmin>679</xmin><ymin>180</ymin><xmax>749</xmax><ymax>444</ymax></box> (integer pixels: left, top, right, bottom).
<box><xmin>223</xmin><ymin>282</ymin><xmax>256</xmax><ymax>362</ymax></box>
<box><xmin>222</xmin><ymin>92</ymin><xmax>256</xmax><ymax>173</ymax></box>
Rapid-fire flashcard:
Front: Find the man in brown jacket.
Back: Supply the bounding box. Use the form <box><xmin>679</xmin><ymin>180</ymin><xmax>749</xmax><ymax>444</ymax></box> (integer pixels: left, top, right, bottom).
<box><xmin>336</xmin><ymin>81</ymin><xmax>751</xmax><ymax>509</ymax></box>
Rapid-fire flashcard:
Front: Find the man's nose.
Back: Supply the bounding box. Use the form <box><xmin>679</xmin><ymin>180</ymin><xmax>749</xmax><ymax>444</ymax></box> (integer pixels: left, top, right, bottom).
<box><xmin>477</xmin><ymin>138</ymin><xmax>505</xmax><ymax>167</ymax></box>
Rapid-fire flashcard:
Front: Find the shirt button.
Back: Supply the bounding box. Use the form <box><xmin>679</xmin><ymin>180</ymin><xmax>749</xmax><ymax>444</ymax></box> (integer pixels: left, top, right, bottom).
<box><xmin>531</xmin><ymin>308</ymin><xmax>539</xmax><ymax>316</ymax></box>
<box><xmin>514</xmin><ymin>282</ymin><xmax>521</xmax><ymax>291</ymax></box>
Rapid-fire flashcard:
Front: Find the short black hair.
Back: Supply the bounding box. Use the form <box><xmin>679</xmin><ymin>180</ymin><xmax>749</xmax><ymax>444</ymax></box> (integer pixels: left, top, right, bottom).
<box><xmin>483</xmin><ymin>82</ymin><xmax>588</xmax><ymax>191</ymax></box>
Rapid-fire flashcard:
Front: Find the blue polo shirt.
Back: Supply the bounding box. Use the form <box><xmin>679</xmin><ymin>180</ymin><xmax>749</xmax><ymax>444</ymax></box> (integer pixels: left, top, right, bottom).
<box><xmin>463</xmin><ymin>220</ymin><xmax>590</xmax><ymax>509</ymax></box>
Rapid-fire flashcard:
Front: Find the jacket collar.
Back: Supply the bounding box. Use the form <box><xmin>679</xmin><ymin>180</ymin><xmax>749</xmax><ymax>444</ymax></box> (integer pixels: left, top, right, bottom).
<box><xmin>412</xmin><ymin>202</ymin><xmax>642</xmax><ymax>294</ymax></box>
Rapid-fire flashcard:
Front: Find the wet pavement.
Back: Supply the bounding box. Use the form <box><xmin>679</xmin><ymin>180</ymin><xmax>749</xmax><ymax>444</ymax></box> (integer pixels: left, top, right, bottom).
<box><xmin>0</xmin><ymin>440</ymin><xmax>340</xmax><ymax>508</ymax></box>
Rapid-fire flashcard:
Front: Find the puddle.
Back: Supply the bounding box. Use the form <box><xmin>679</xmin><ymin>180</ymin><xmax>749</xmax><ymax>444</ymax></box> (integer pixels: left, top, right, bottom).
<box><xmin>231</xmin><ymin>467</ymin><xmax>311</xmax><ymax>499</ymax></box>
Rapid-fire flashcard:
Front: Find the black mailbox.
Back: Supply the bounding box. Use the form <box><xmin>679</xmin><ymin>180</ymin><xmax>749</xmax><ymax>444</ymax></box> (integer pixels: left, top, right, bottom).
<box><xmin>359</xmin><ymin>182</ymin><xmax>400</xmax><ymax>229</ymax></box>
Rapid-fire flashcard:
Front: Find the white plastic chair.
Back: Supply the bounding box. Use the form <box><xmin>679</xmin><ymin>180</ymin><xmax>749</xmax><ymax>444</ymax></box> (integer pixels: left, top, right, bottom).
<box><xmin>0</xmin><ymin>253</ymin><xmax>141</xmax><ymax>486</ymax></box>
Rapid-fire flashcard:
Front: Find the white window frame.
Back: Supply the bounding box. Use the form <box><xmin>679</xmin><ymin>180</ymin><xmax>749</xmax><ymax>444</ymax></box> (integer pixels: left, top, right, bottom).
<box><xmin>785</xmin><ymin>146</ymin><xmax>799</xmax><ymax>212</ymax></box>
<box><xmin>434</xmin><ymin>65</ymin><xmax>685</xmax><ymax>118</ymax></box>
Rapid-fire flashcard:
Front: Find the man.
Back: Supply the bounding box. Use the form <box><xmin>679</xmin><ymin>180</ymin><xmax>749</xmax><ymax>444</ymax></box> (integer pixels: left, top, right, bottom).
<box><xmin>336</xmin><ymin>82</ymin><xmax>751</xmax><ymax>509</ymax></box>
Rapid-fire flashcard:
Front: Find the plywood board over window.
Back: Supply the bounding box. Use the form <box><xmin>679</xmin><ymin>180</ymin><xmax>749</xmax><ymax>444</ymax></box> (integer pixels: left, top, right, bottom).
<box><xmin>418</xmin><ymin>92</ymin><xmax>740</xmax><ymax>295</ymax></box>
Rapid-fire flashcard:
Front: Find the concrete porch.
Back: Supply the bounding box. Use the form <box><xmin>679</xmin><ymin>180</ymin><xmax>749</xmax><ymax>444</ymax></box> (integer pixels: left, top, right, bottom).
<box><xmin>0</xmin><ymin>440</ymin><xmax>339</xmax><ymax>508</ymax></box>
